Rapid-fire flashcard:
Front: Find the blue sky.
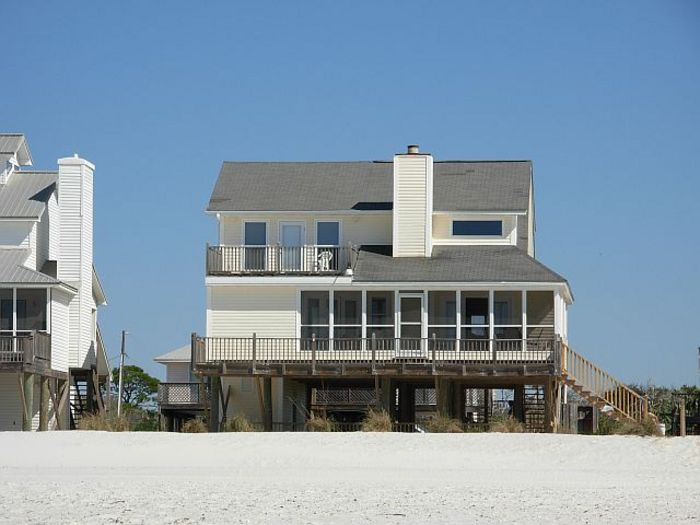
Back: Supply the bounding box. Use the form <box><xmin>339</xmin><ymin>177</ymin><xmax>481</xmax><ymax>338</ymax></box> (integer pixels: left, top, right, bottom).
<box><xmin>2</xmin><ymin>1</ymin><xmax>699</xmax><ymax>385</ymax></box>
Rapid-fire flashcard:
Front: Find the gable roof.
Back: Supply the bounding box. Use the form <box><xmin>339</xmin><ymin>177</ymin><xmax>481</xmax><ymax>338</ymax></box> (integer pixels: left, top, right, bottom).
<box><xmin>208</xmin><ymin>160</ymin><xmax>531</xmax><ymax>213</ymax></box>
<box><xmin>354</xmin><ymin>245</ymin><xmax>569</xmax><ymax>288</ymax></box>
<box><xmin>0</xmin><ymin>249</ymin><xmax>61</xmax><ymax>285</ymax></box>
<box><xmin>0</xmin><ymin>171</ymin><xmax>57</xmax><ymax>219</ymax></box>
<box><xmin>0</xmin><ymin>134</ymin><xmax>32</xmax><ymax>166</ymax></box>
<box><xmin>154</xmin><ymin>345</ymin><xmax>191</xmax><ymax>363</ymax></box>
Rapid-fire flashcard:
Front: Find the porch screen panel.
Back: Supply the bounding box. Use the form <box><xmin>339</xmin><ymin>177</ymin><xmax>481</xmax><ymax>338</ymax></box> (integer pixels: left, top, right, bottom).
<box><xmin>0</xmin><ymin>289</ymin><xmax>12</xmax><ymax>332</ymax></box>
<box><xmin>526</xmin><ymin>291</ymin><xmax>555</xmax><ymax>343</ymax></box>
<box><xmin>301</xmin><ymin>291</ymin><xmax>329</xmax><ymax>349</ymax></box>
<box><xmin>428</xmin><ymin>291</ymin><xmax>456</xmax><ymax>342</ymax></box>
<box><xmin>16</xmin><ymin>289</ymin><xmax>46</xmax><ymax>332</ymax></box>
<box><xmin>461</xmin><ymin>292</ymin><xmax>489</xmax><ymax>350</ymax></box>
<box><xmin>333</xmin><ymin>291</ymin><xmax>361</xmax><ymax>349</ymax></box>
<box><xmin>366</xmin><ymin>291</ymin><xmax>394</xmax><ymax>347</ymax></box>
<box><xmin>494</xmin><ymin>291</ymin><xmax>522</xmax><ymax>343</ymax></box>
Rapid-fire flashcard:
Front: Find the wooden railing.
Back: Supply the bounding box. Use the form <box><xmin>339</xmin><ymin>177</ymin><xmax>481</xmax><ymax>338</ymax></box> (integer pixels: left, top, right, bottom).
<box><xmin>192</xmin><ymin>334</ymin><xmax>558</xmax><ymax>370</ymax></box>
<box><xmin>158</xmin><ymin>382</ymin><xmax>209</xmax><ymax>407</ymax></box>
<box><xmin>206</xmin><ymin>244</ymin><xmax>356</xmax><ymax>276</ymax></box>
<box><xmin>561</xmin><ymin>343</ymin><xmax>648</xmax><ymax>421</ymax></box>
<box><xmin>0</xmin><ymin>332</ymin><xmax>51</xmax><ymax>366</ymax></box>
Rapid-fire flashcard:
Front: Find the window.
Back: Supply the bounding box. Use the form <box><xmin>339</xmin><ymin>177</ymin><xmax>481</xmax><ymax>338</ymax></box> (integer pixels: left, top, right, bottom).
<box><xmin>494</xmin><ymin>291</ymin><xmax>522</xmax><ymax>341</ymax></box>
<box><xmin>316</xmin><ymin>221</ymin><xmax>339</xmax><ymax>246</ymax></box>
<box><xmin>244</xmin><ymin>222</ymin><xmax>267</xmax><ymax>270</ymax></box>
<box><xmin>333</xmin><ymin>291</ymin><xmax>361</xmax><ymax>349</ymax></box>
<box><xmin>428</xmin><ymin>291</ymin><xmax>456</xmax><ymax>341</ymax></box>
<box><xmin>0</xmin><ymin>289</ymin><xmax>12</xmax><ymax>332</ymax></box>
<box><xmin>452</xmin><ymin>220</ymin><xmax>502</xmax><ymax>236</ymax></box>
<box><xmin>16</xmin><ymin>289</ymin><xmax>47</xmax><ymax>332</ymax></box>
<box><xmin>301</xmin><ymin>291</ymin><xmax>329</xmax><ymax>349</ymax></box>
<box><xmin>366</xmin><ymin>291</ymin><xmax>394</xmax><ymax>342</ymax></box>
<box><xmin>461</xmin><ymin>291</ymin><xmax>489</xmax><ymax>344</ymax></box>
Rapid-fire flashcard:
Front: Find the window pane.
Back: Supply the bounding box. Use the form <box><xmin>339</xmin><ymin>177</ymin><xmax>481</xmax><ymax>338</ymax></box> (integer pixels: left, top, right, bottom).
<box><xmin>427</xmin><ymin>327</ymin><xmax>456</xmax><ymax>339</ymax></box>
<box><xmin>0</xmin><ymin>289</ymin><xmax>12</xmax><ymax>331</ymax></box>
<box><xmin>527</xmin><ymin>291</ymin><xmax>554</xmax><ymax>325</ymax></box>
<box><xmin>527</xmin><ymin>326</ymin><xmax>554</xmax><ymax>340</ymax></box>
<box><xmin>334</xmin><ymin>326</ymin><xmax>361</xmax><ymax>339</ymax></box>
<box><xmin>494</xmin><ymin>291</ymin><xmax>522</xmax><ymax>325</ymax></box>
<box><xmin>494</xmin><ymin>326</ymin><xmax>522</xmax><ymax>339</ymax></box>
<box><xmin>301</xmin><ymin>291</ymin><xmax>329</xmax><ymax>325</ymax></box>
<box><xmin>367</xmin><ymin>291</ymin><xmax>393</xmax><ymax>325</ymax></box>
<box><xmin>334</xmin><ymin>291</ymin><xmax>361</xmax><ymax>325</ymax></box>
<box><xmin>16</xmin><ymin>289</ymin><xmax>46</xmax><ymax>331</ymax></box>
<box><xmin>461</xmin><ymin>327</ymin><xmax>488</xmax><ymax>340</ymax></box>
<box><xmin>462</xmin><ymin>292</ymin><xmax>488</xmax><ymax>325</ymax></box>
<box><xmin>244</xmin><ymin>222</ymin><xmax>266</xmax><ymax>245</ymax></box>
<box><xmin>316</xmin><ymin>222</ymin><xmax>339</xmax><ymax>246</ymax></box>
<box><xmin>400</xmin><ymin>324</ymin><xmax>421</xmax><ymax>338</ymax></box>
<box><xmin>400</xmin><ymin>297</ymin><xmax>421</xmax><ymax>323</ymax></box>
<box><xmin>452</xmin><ymin>220</ymin><xmax>502</xmax><ymax>236</ymax></box>
<box><xmin>428</xmin><ymin>291</ymin><xmax>456</xmax><ymax>325</ymax></box>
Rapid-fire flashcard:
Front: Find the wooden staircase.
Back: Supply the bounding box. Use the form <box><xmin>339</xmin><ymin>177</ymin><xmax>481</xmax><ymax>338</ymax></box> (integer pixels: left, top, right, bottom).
<box><xmin>560</xmin><ymin>343</ymin><xmax>651</xmax><ymax>423</ymax></box>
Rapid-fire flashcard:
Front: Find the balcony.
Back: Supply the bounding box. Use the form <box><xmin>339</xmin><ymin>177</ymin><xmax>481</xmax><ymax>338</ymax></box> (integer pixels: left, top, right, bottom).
<box><xmin>157</xmin><ymin>382</ymin><xmax>209</xmax><ymax>409</ymax></box>
<box><xmin>0</xmin><ymin>332</ymin><xmax>51</xmax><ymax>368</ymax></box>
<box><xmin>192</xmin><ymin>335</ymin><xmax>560</xmax><ymax>378</ymax></box>
<box><xmin>206</xmin><ymin>244</ymin><xmax>355</xmax><ymax>276</ymax></box>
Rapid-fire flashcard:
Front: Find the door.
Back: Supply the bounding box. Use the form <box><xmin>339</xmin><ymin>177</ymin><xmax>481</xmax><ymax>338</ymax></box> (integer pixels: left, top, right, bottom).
<box><xmin>244</xmin><ymin>222</ymin><xmax>267</xmax><ymax>271</ymax></box>
<box><xmin>280</xmin><ymin>222</ymin><xmax>304</xmax><ymax>271</ymax></box>
<box><xmin>398</xmin><ymin>294</ymin><xmax>424</xmax><ymax>357</ymax></box>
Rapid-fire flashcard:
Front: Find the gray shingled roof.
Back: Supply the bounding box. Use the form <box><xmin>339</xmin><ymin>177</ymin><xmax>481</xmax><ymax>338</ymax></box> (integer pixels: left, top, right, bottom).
<box><xmin>353</xmin><ymin>245</ymin><xmax>567</xmax><ymax>284</ymax></box>
<box><xmin>209</xmin><ymin>161</ymin><xmax>531</xmax><ymax>212</ymax></box>
<box><xmin>0</xmin><ymin>171</ymin><xmax>56</xmax><ymax>218</ymax></box>
<box><xmin>0</xmin><ymin>249</ymin><xmax>60</xmax><ymax>285</ymax></box>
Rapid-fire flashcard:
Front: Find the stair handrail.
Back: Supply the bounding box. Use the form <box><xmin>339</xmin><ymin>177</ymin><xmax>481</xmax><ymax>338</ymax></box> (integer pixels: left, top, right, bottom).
<box><xmin>560</xmin><ymin>342</ymin><xmax>650</xmax><ymax>421</ymax></box>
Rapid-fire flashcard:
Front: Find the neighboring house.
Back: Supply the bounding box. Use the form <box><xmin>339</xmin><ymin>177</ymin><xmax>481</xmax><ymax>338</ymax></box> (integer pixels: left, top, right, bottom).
<box><xmin>154</xmin><ymin>345</ymin><xmax>207</xmax><ymax>431</ymax></box>
<box><xmin>191</xmin><ymin>144</ymin><xmax>648</xmax><ymax>432</ymax></box>
<box><xmin>0</xmin><ymin>133</ymin><xmax>108</xmax><ymax>431</ymax></box>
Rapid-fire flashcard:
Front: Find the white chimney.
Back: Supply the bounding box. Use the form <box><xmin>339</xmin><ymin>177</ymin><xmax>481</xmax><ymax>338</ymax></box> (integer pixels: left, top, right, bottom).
<box><xmin>392</xmin><ymin>144</ymin><xmax>433</xmax><ymax>257</ymax></box>
<box><xmin>57</xmin><ymin>155</ymin><xmax>95</xmax><ymax>368</ymax></box>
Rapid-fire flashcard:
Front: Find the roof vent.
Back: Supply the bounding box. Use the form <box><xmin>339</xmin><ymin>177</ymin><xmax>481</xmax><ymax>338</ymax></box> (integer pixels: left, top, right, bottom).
<box><xmin>407</xmin><ymin>144</ymin><xmax>420</xmax><ymax>154</ymax></box>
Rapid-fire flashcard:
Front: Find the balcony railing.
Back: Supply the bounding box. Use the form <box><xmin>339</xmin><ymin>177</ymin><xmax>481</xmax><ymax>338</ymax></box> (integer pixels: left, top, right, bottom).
<box><xmin>192</xmin><ymin>334</ymin><xmax>559</xmax><ymax>373</ymax></box>
<box><xmin>206</xmin><ymin>244</ymin><xmax>355</xmax><ymax>276</ymax></box>
<box><xmin>157</xmin><ymin>382</ymin><xmax>209</xmax><ymax>407</ymax></box>
<box><xmin>0</xmin><ymin>332</ymin><xmax>51</xmax><ymax>366</ymax></box>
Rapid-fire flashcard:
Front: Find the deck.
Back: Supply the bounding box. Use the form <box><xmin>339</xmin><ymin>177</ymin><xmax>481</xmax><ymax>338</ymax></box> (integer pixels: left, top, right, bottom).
<box><xmin>191</xmin><ymin>335</ymin><xmax>561</xmax><ymax>379</ymax></box>
<box><xmin>0</xmin><ymin>332</ymin><xmax>54</xmax><ymax>374</ymax></box>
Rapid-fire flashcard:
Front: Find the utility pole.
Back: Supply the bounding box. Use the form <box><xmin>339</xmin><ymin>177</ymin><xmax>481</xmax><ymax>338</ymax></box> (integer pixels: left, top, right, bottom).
<box><xmin>117</xmin><ymin>330</ymin><xmax>127</xmax><ymax>417</ymax></box>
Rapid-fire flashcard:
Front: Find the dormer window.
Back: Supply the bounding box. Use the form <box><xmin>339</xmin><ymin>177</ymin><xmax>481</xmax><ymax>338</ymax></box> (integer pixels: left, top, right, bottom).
<box><xmin>452</xmin><ymin>220</ymin><xmax>503</xmax><ymax>237</ymax></box>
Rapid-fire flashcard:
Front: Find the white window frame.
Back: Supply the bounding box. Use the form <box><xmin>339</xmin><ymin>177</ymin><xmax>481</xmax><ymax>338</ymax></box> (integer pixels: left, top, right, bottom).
<box><xmin>314</xmin><ymin>219</ymin><xmax>342</xmax><ymax>247</ymax></box>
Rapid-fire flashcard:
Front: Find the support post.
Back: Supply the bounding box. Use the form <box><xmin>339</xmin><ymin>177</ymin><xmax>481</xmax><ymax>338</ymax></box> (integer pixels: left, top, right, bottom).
<box><xmin>57</xmin><ymin>379</ymin><xmax>70</xmax><ymax>430</ymax></box>
<box><xmin>311</xmin><ymin>333</ymin><xmax>317</xmax><ymax>375</ymax></box>
<box><xmin>21</xmin><ymin>373</ymin><xmax>35</xmax><ymax>431</ymax></box>
<box><xmin>544</xmin><ymin>379</ymin><xmax>557</xmax><ymax>433</ymax></box>
<box><xmin>680</xmin><ymin>397</ymin><xmax>686</xmax><ymax>437</ymax></box>
<box><xmin>209</xmin><ymin>376</ymin><xmax>221</xmax><ymax>433</ymax></box>
<box><xmin>431</xmin><ymin>333</ymin><xmax>437</xmax><ymax>374</ymax></box>
<box><xmin>513</xmin><ymin>385</ymin><xmax>525</xmax><ymax>423</ymax></box>
<box><xmin>251</xmin><ymin>332</ymin><xmax>257</xmax><ymax>373</ymax></box>
<box><xmin>380</xmin><ymin>377</ymin><xmax>393</xmax><ymax>415</ymax></box>
<box><xmin>263</xmin><ymin>377</ymin><xmax>273</xmax><ymax>431</ymax></box>
<box><xmin>39</xmin><ymin>376</ymin><xmax>49</xmax><ymax>431</ymax></box>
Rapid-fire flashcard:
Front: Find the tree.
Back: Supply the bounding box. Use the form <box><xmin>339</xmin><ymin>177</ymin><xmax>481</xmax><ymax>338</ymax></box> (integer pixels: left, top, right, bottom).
<box><xmin>112</xmin><ymin>365</ymin><xmax>159</xmax><ymax>409</ymax></box>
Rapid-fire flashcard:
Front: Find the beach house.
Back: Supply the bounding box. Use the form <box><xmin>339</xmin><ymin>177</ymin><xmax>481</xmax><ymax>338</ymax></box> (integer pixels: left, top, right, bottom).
<box><xmin>187</xmin><ymin>145</ymin><xmax>647</xmax><ymax>432</ymax></box>
<box><xmin>0</xmin><ymin>134</ymin><xmax>108</xmax><ymax>431</ymax></box>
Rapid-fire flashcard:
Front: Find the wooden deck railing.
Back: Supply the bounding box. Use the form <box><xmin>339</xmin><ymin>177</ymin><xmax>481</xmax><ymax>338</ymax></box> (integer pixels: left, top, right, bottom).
<box><xmin>206</xmin><ymin>244</ymin><xmax>356</xmax><ymax>276</ymax></box>
<box><xmin>0</xmin><ymin>332</ymin><xmax>51</xmax><ymax>366</ymax></box>
<box><xmin>192</xmin><ymin>334</ymin><xmax>558</xmax><ymax>371</ymax></box>
<box><xmin>158</xmin><ymin>382</ymin><xmax>209</xmax><ymax>407</ymax></box>
<box><xmin>561</xmin><ymin>343</ymin><xmax>648</xmax><ymax>421</ymax></box>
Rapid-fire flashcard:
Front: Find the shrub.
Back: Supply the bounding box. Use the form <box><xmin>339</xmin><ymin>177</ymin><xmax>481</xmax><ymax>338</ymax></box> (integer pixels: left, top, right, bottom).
<box><xmin>489</xmin><ymin>416</ymin><xmax>525</xmax><ymax>433</ymax></box>
<box><xmin>79</xmin><ymin>412</ymin><xmax>130</xmax><ymax>432</ymax></box>
<box><xmin>613</xmin><ymin>415</ymin><xmax>662</xmax><ymax>437</ymax></box>
<box><xmin>596</xmin><ymin>413</ymin><xmax>623</xmax><ymax>435</ymax></box>
<box><xmin>306</xmin><ymin>413</ymin><xmax>333</xmax><ymax>432</ymax></box>
<box><xmin>223</xmin><ymin>414</ymin><xmax>255</xmax><ymax>432</ymax></box>
<box><xmin>182</xmin><ymin>417</ymin><xmax>208</xmax><ymax>433</ymax></box>
<box><xmin>424</xmin><ymin>415</ymin><xmax>463</xmax><ymax>433</ymax></box>
<box><xmin>361</xmin><ymin>409</ymin><xmax>393</xmax><ymax>432</ymax></box>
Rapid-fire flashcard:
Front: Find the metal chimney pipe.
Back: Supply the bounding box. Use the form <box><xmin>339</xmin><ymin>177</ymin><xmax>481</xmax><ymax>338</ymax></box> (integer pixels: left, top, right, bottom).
<box><xmin>407</xmin><ymin>144</ymin><xmax>420</xmax><ymax>154</ymax></box>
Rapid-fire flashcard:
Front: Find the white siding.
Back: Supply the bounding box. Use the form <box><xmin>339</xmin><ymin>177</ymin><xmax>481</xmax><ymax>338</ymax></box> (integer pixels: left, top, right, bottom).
<box><xmin>166</xmin><ymin>363</ymin><xmax>191</xmax><ymax>382</ymax></box>
<box><xmin>50</xmin><ymin>288</ymin><xmax>72</xmax><ymax>372</ymax></box>
<box><xmin>207</xmin><ymin>286</ymin><xmax>297</xmax><ymax>338</ymax></box>
<box><xmin>393</xmin><ymin>155</ymin><xmax>432</xmax><ymax>257</ymax></box>
<box><xmin>36</xmin><ymin>206</ymin><xmax>50</xmax><ymax>270</ymax></box>
<box><xmin>219</xmin><ymin>213</ymin><xmax>392</xmax><ymax>246</ymax></box>
<box><xmin>47</xmin><ymin>191</ymin><xmax>60</xmax><ymax>261</ymax></box>
<box><xmin>0</xmin><ymin>221</ymin><xmax>33</xmax><ymax>248</ymax></box>
<box><xmin>0</xmin><ymin>373</ymin><xmax>22</xmax><ymax>431</ymax></box>
<box><xmin>57</xmin><ymin>157</ymin><xmax>94</xmax><ymax>368</ymax></box>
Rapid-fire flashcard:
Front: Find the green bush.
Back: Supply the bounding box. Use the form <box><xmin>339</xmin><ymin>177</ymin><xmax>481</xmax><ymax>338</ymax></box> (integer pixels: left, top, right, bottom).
<box><xmin>361</xmin><ymin>409</ymin><xmax>393</xmax><ymax>432</ymax></box>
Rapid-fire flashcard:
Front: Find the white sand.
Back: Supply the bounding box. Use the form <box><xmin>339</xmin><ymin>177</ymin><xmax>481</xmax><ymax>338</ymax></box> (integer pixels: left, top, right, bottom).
<box><xmin>0</xmin><ymin>432</ymin><xmax>698</xmax><ymax>524</ymax></box>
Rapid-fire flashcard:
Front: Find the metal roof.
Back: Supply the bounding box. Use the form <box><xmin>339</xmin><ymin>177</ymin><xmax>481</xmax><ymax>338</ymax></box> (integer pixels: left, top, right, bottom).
<box><xmin>0</xmin><ymin>134</ymin><xmax>32</xmax><ymax>165</ymax></box>
<box><xmin>208</xmin><ymin>160</ymin><xmax>531</xmax><ymax>213</ymax></box>
<box><xmin>154</xmin><ymin>345</ymin><xmax>191</xmax><ymax>363</ymax></box>
<box><xmin>0</xmin><ymin>249</ymin><xmax>61</xmax><ymax>285</ymax></box>
<box><xmin>0</xmin><ymin>171</ymin><xmax>56</xmax><ymax>218</ymax></box>
<box><xmin>353</xmin><ymin>245</ymin><xmax>568</xmax><ymax>285</ymax></box>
